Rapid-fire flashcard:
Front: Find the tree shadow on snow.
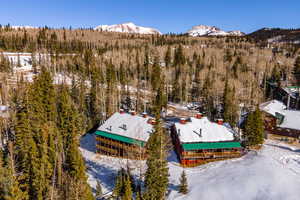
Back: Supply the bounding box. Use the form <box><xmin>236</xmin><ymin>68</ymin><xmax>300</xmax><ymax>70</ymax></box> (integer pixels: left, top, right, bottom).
<box><xmin>85</xmin><ymin>159</ymin><xmax>118</xmax><ymax>193</ymax></box>
<box><xmin>265</xmin><ymin>143</ymin><xmax>300</xmax><ymax>153</ymax></box>
<box><xmin>80</xmin><ymin>133</ymin><xmax>96</xmax><ymax>152</ymax></box>
<box><xmin>168</xmin><ymin>150</ymin><xmax>180</xmax><ymax>164</ymax></box>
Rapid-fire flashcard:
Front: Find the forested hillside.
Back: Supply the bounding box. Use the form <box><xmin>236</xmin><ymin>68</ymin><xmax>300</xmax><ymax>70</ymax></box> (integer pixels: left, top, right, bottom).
<box><xmin>0</xmin><ymin>25</ymin><xmax>299</xmax><ymax>199</ymax></box>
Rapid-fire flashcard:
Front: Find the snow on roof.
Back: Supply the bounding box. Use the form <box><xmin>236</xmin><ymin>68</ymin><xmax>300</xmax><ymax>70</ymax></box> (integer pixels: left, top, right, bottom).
<box><xmin>0</xmin><ymin>105</ymin><xmax>7</xmax><ymax>111</ymax></box>
<box><xmin>259</xmin><ymin>100</ymin><xmax>286</xmax><ymax>117</ymax></box>
<box><xmin>97</xmin><ymin>112</ymin><xmax>153</xmax><ymax>142</ymax></box>
<box><xmin>174</xmin><ymin>117</ymin><xmax>235</xmax><ymax>143</ymax></box>
<box><xmin>279</xmin><ymin>110</ymin><xmax>300</xmax><ymax>131</ymax></box>
<box><xmin>282</xmin><ymin>87</ymin><xmax>298</xmax><ymax>99</ymax></box>
<box><xmin>260</xmin><ymin>100</ymin><xmax>300</xmax><ymax>130</ymax></box>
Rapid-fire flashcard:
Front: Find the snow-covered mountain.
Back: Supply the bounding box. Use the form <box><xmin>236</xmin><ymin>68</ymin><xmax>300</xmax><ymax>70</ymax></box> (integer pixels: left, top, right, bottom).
<box><xmin>11</xmin><ymin>26</ymin><xmax>37</xmax><ymax>29</ymax></box>
<box><xmin>227</xmin><ymin>30</ymin><xmax>245</xmax><ymax>36</ymax></box>
<box><xmin>94</xmin><ymin>22</ymin><xmax>161</xmax><ymax>35</ymax></box>
<box><xmin>187</xmin><ymin>25</ymin><xmax>245</xmax><ymax>36</ymax></box>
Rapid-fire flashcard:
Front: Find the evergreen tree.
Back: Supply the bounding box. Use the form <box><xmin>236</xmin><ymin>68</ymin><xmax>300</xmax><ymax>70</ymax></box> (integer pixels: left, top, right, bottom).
<box><xmin>173</xmin><ymin>45</ymin><xmax>185</xmax><ymax>66</ymax></box>
<box><xmin>14</xmin><ymin>92</ymin><xmax>34</xmax><ymax>196</ymax></box>
<box><xmin>89</xmin><ymin>67</ymin><xmax>101</xmax><ymax>125</ymax></box>
<box><xmin>243</xmin><ymin>107</ymin><xmax>264</xmax><ymax>146</ymax></box>
<box><xmin>3</xmin><ymin>144</ymin><xmax>28</xmax><ymax>200</ymax></box>
<box><xmin>178</xmin><ymin>170</ymin><xmax>188</xmax><ymax>194</ymax></box>
<box><xmin>223</xmin><ymin>79</ymin><xmax>238</xmax><ymax>127</ymax></box>
<box><xmin>294</xmin><ymin>55</ymin><xmax>300</xmax><ymax>84</ymax></box>
<box><xmin>144</xmin><ymin>106</ymin><xmax>169</xmax><ymax>200</ymax></box>
<box><xmin>113</xmin><ymin>169</ymin><xmax>124</xmax><ymax>197</ymax></box>
<box><xmin>122</xmin><ymin>176</ymin><xmax>132</xmax><ymax>200</ymax></box>
<box><xmin>270</xmin><ymin>65</ymin><xmax>281</xmax><ymax>84</ymax></box>
<box><xmin>294</xmin><ymin>55</ymin><xmax>300</xmax><ymax>74</ymax></box>
<box><xmin>95</xmin><ymin>180</ymin><xmax>103</xmax><ymax>198</ymax></box>
<box><xmin>0</xmin><ymin>150</ymin><xmax>5</xmax><ymax>199</ymax></box>
<box><xmin>113</xmin><ymin>168</ymin><xmax>131</xmax><ymax>198</ymax></box>
<box><xmin>164</xmin><ymin>46</ymin><xmax>171</xmax><ymax>68</ymax></box>
<box><xmin>31</xmin><ymin>52</ymin><xmax>38</xmax><ymax>74</ymax></box>
<box><xmin>151</xmin><ymin>56</ymin><xmax>161</xmax><ymax>92</ymax></box>
<box><xmin>59</xmin><ymin>87</ymin><xmax>94</xmax><ymax>200</ymax></box>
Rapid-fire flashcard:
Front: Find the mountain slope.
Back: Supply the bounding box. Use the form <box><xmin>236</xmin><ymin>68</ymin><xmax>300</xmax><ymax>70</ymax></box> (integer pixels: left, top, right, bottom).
<box><xmin>187</xmin><ymin>25</ymin><xmax>245</xmax><ymax>37</ymax></box>
<box><xmin>94</xmin><ymin>22</ymin><xmax>161</xmax><ymax>35</ymax></box>
<box><xmin>247</xmin><ymin>28</ymin><xmax>300</xmax><ymax>43</ymax></box>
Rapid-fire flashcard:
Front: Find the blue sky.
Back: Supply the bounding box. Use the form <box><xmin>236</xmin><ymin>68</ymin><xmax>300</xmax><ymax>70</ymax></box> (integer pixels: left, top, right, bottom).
<box><xmin>1</xmin><ymin>0</ymin><xmax>300</xmax><ymax>33</ymax></box>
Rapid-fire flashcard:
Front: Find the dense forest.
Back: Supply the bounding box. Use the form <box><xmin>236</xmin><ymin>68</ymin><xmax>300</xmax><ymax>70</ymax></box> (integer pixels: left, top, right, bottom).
<box><xmin>0</xmin><ymin>25</ymin><xmax>299</xmax><ymax>199</ymax></box>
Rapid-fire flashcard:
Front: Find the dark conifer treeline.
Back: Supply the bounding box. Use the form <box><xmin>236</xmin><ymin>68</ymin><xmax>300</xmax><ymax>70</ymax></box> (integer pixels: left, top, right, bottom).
<box><xmin>0</xmin><ymin>69</ymin><xmax>93</xmax><ymax>200</ymax></box>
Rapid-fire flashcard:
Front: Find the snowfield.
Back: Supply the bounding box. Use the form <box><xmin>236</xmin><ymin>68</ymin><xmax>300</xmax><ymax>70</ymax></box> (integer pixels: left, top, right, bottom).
<box><xmin>80</xmin><ymin>134</ymin><xmax>300</xmax><ymax>200</ymax></box>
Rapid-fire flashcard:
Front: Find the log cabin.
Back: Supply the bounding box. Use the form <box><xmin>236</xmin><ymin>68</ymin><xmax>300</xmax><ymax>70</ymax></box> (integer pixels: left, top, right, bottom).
<box><xmin>171</xmin><ymin>114</ymin><xmax>242</xmax><ymax>167</ymax></box>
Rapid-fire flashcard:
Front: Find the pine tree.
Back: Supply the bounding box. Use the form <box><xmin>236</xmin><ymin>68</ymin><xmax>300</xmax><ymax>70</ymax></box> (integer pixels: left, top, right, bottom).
<box><xmin>223</xmin><ymin>79</ymin><xmax>238</xmax><ymax>127</ymax></box>
<box><xmin>59</xmin><ymin>87</ymin><xmax>93</xmax><ymax>200</ymax></box>
<box><xmin>31</xmin><ymin>52</ymin><xmax>38</xmax><ymax>74</ymax></box>
<box><xmin>90</xmin><ymin>67</ymin><xmax>101</xmax><ymax>125</ymax></box>
<box><xmin>294</xmin><ymin>55</ymin><xmax>300</xmax><ymax>84</ymax></box>
<box><xmin>151</xmin><ymin>56</ymin><xmax>161</xmax><ymax>92</ymax></box>
<box><xmin>294</xmin><ymin>55</ymin><xmax>300</xmax><ymax>74</ymax></box>
<box><xmin>243</xmin><ymin>107</ymin><xmax>264</xmax><ymax>147</ymax></box>
<box><xmin>0</xmin><ymin>150</ymin><xmax>5</xmax><ymax>199</ymax></box>
<box><xmin>113</xmin><ymin>170</ymin><xmax>123</xmax><ymax>197</ymax></box>
<box><xmin>14</xmin><ymin>92</ymin><xmax>33</xmax><ymax>196</ymax></box>
<box><xmin>122</xmin><ymin>176</ymin><xmax>132</xmax><ymax>200</ymax></box>
<box><xmin>17</xmin><ymin>54</ymin><xmax>22</xmax><ymax>68</ymax></box>
<box><xmin>178</xmin><ymin>170</ymin><xmax>188</xmax><ymax>194</ymax></box>
<box><xmin>164</xmin><ymin>46</ymin><xmax>171</xmax><ymax>68</ymax></box>
<box><xmin>95</xmin><ymin>180</ymin><xmax>103</xmax><ymax>198</ymax></box>
<box><xmin>144</xmin><ymin>110</ymin><xmax>169</xmax><ymax>199</ymax></box>
<box><xmin>136</xmin><ymin>191</ymin><xmax>142</xmax><ymax>200</ymax></box>
<box><xmin>3</xmin><ymin>143</ymin><xmax>28</xmax><ymax>200</ymax></box>
<box><xmin>126</xmin><ymin>165</ymin><xmax>136</xmax><ymax>193</ymax></box>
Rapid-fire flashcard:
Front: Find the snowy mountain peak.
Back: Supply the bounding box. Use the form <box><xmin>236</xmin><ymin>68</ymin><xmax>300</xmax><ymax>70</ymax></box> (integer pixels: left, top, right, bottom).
<box><xmin>94</xmin><ymin>22</ymin><xmax>161</xmax><ymax>35</ymax></box>
<box><xmin>227</xmin><ymin>30</ymin><xmax>245</xmax><ymax>36</ymax></box>
<box><xmin>122</xmin><ymin>22</ymin><xmax>135</xmax><ymax>26</ymax></box>
<box><xmin>11</xmin><ymin>25</ymin><xmax>37</xmax><ymax>29</ymax></box>
<box><xmin>188</xmin><ymin>25</ymin><xmax>245</xmax><ymax>37</ymax></box>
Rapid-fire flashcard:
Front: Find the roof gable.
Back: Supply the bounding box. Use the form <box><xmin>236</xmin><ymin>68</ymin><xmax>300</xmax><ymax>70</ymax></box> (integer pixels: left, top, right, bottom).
<box><xmin>174</xmin><ymin>117</ymin><xmax>236</xmax><ymax>143</ymax></box>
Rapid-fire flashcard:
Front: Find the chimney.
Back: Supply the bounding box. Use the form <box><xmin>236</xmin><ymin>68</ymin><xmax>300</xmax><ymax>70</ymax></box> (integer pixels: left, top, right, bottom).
<box><xmin>142</xmin><ymin>112</ymin><xmax>148</xmax><ymax>118</ymax></box>
<box><xmin>217</xmin><ymin>119</ymin><xmax>224</xmax><ymax>125</ymax></box>
<box><xmin>130</xmin><ymin>110</ymin><xmax>136</xmax><ymax>116</ymax></box>
<box><xmin>147</xmin><ymin>118</ymin><xmax>156</xmax><ymax>125</ymax></box>
<box><xmin>119</xmin><ymin>109</ymin><xmax>125</xmax><ymax>114</ymax></box>
<box><xmin>180</xmin><ymin>118</ymin><xmax>186</xmax><ymax>124</ymax></box>
<box><xmin>195</xmin><ymin>113</ymin><xmax>203</xmax><ymax>119</ymax></box>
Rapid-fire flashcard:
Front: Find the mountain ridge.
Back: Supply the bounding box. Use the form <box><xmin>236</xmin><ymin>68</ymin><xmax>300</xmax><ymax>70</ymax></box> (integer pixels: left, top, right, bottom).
<box><xmin>187</xmin><ymin>25</ymin><xmax>245</xmax><ymax>36</ymax></box>
<box><xmin>94</xmin><ymin>22</ymin><xmax>161</xmax><ymax>35</ymax></box>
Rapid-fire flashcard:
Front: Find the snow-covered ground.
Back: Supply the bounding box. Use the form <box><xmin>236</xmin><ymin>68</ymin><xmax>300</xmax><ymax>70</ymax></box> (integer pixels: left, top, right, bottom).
<box><xmin>80</xmin><ymin>134</ymin><xmax>300</xmax><ymax>200</ymax></box>
<box><xmin>2</xmin><ymin>52</ymin><xmax>86</xmax><ymax>85</ymax></box>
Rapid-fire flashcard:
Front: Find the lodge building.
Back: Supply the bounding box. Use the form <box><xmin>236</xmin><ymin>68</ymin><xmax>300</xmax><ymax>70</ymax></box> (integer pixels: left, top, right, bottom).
<box><xmin>260</xmin><ymin>100</ymin><xmax>300</xmax><ymax>139</ymax></box>
<box><xmin>95</xmin><ymin>110</ymin><xmax>154</xmax><ymax>159</ymax></box>
<box><xmin>171</xmin><ymin>114</ymin><xmax>242</xmax><ymax>167</ymax></box>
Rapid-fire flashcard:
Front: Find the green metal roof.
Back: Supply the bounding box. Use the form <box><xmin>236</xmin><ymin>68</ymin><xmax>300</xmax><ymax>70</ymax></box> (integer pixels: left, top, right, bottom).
<box><xmin>286</xmin><ymin>86</ymin><xmax>300</xmax><ymax>89</ymax></box>
<box><xmin>182</xmin><ymin>141</ymin><xmax>242</xmax><ymax>151</ymax></box>
<box><xmin>94</xmin><ymin>130</ymin><xmax>145</xmax><ymax>147</ymax></box>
